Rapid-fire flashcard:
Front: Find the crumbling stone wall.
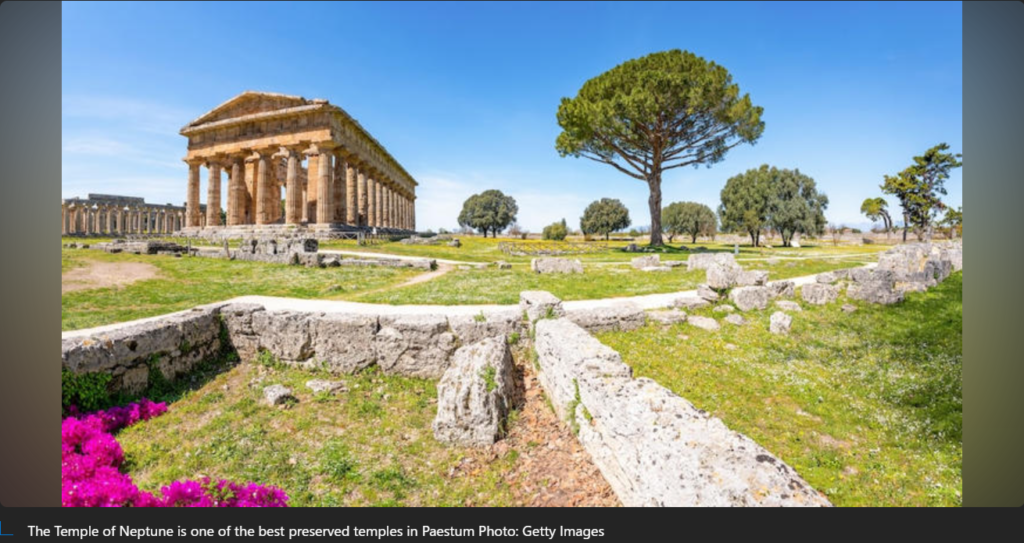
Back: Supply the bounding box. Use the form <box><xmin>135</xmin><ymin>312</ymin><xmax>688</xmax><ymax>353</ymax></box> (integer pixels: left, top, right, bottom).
<box><xmin>61</xmin><ymin>303</ymin><xmax>528</xmax><ymax>395</ymax></box>
<box><xmin>533</xmin><ymin>316</ymin><xmax>831</xmax><ymax>507</ymax></box>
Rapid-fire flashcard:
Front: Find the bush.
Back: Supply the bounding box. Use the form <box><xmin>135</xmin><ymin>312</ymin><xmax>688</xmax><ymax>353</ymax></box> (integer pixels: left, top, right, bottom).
<box><xmin>542</xmin><ymin>219</ymin><xmax>568</xmax><ymax>241</ymax></box>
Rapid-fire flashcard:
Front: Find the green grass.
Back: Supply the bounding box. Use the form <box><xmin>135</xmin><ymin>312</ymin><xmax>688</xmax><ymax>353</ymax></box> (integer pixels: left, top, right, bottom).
<box><xmin>320</xmin><ymin>236</ymin><xmax>887</xmax><ymax>265</ymax></box>
<box><xmin>353</xmin><ymin>257</ymin><xmax>868</xmax><ymax>306</ymax></box>
<box><xmin>597</xmin><ymin>273</ymin><xmax>962</xmax><ymax>507</ymax></box>
<box><xmin>61</xmin><ymin>248</ymin><xmax>420</xmax><ymax>331</ymax></box>
<box><xmin>117</xmin><ymin>363</ymin><xmax>521</xmax><ymax>507</ymax></box>
<box><xmin>355</xmin><ymin>265</ymin><xmax>706</xmax><ymax>305</ymax></box>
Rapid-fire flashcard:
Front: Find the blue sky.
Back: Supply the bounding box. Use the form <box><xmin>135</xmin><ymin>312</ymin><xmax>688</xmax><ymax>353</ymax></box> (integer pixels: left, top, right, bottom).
<box><xmin>62</xmin><ymin>1</ymin><xmax>962</xmax><ymax>232</ymax></box>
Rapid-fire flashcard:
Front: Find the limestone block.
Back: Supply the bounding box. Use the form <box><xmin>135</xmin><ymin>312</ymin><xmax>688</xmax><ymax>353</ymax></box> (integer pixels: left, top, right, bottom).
<box><xmin>687</xmin><ymin>253</ymin><xmax>738</xmax><ymax>271</ymax></box>
<box><xmin>736</xmin><ymin>270</ymin><xmax>770</xmax><ymax>287</ymax></box>
<box><xmin>306</xmin><ymin>380</ymin><xmax>347</xmax><ymax>395</ymax></box>
<box><xmin>631</xmin><ymin>255</ymin><xmax>661</xmax><ymax>270</ymax></box>
<box><xmin>706</xmin><ymin>263</ymin><xmax>740</xmax><ymax>290</ymax></box>
<box><xmin>375</xmin><ymin>314</ymin><xmax>458</xmax><ymax>379</ymax></box>
<box><xmin>531</xmin><ymin>257</ymin><xmax>583</xmax><ymax>274</ymax></box>
<box><xmin>520</xmin><ymin>291</ymin><xmax>565</xmax><ymax>322</ymax></box>
<box><xmin>697</xmin><ymin>284</ymin><xmax>720</xmax><ymax>302</ymax></box>
<box><xmin>770</xmin><ymin>312</ymin><xmax>792</xmax><ymax>335</ymax></box>
<box><xmin>800</xmin><ymin>284</ymin><xmax>840</xmax><ymax>306</ymax></box>
<box><xmin>432</xmin><ymin>337</ymin><xmax>516</xmax><ymax>447</ymax></box>
<box><xmin>448</xmin><ymin>309</ymin><xmax>526</xmax><ymax>346</ymax></box>
<box><xmin>724</xmin><ymin>314</ymin><xmax>746</xmax><ymax>326</ymax></box>
<box><xmin>564</xmin><ymin>303</ymin><xmax>646</xmax><ymax>334</ymax></box>
<box><xmin>687</xmin><ymin>316</ymin><xmax>720</xmax><ymax>332</ymax></box>
<box><xmin>673</xmin><ymin>296</ymin><xmax>710</xmax><ymax>311</ymax></box>
<box><xmin>311</xmin><ymin>313</ymin><xmax>380</xmax><ymax>373</ymax></box>
<box><xmin>767</xmin><ymin>281</ymin><xmax>796</xmax><ymax>299</ymax></box>
<box><xmin>729</xmin><ymin>286</ymin><xmax>770</xmax><ymax>312</ymax></box>
<box><xmin>847</xmin><ymin>282</ymin><xmax>904</xmax><ymax>305</ymax></box>
<box><xmin>251</xmin><ymin>310</ymin><xmax>316</xmax><ymax>363</ymax></box>
<box><xmin>775</xmin><ymin>300</ymin><xmax>802</xmax><ymax>312</ymax></box>
<box><xmin>264</xmin><ymin>385</ymin><xmax>295</xmax><ymax>406</ymax></box>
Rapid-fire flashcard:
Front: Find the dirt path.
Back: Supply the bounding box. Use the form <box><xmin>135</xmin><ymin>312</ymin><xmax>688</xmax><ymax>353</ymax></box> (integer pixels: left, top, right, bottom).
<box><xmin>62</xmin><ymin>260</ymin><xmax>160</xmax><ymax>294</ymax></box>
<box><xmin>493</xmin><ymin>356</ymin><xmax>620</xmax><ymax>507</ymax></box>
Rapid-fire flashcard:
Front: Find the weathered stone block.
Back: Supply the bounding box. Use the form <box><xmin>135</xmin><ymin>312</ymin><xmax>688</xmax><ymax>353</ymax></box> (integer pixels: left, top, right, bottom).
<box><xmin>729</xmin><ymin>286</ymin><xmax>770</xmax><ymax>312</ymax></box>
<box><xmin>520</xmin><ymin>291</ymin><xmax>565</xmax><ymax>322</ymax></box>
<box><xmin>800</xmin><ymin>284</ymin><xmax>839</xmax><ymax>306</ymax></box>
<box><xmin>565</xmin><ymin>303</ymin><xmax>646</xmax><ymax>334</ymax></box>
<box><xmin>375</xmin><ymin>314</ymin><xmax>458</xmax><ymax>379</ymax></box>
<box><xmin>433</xmin><ymin>337</ymin><xmax>516</xmax><ymax>447</ymax></box>
<box><xmin>312</xmin><ymin>313</ymin><xmax>379</xmax><ymax>373</ymax></box>
<box><xmin>531</xmin><ymin>257</ymin><xmax>583</xmax><ymax>274</ymax></box>
<box><xmin>770</xmin><ymin>312</ymin><xmax>792</xmax><ymax>335</ymax></box>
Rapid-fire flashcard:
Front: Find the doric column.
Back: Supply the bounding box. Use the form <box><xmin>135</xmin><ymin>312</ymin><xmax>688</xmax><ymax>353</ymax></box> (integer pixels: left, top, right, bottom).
<box><xmin>186</xmin><ymin>161</ymin><xmax>202</xmax><ymax>228</ymax></box>
<box><xmin>227</xmin><ymin>157</ymin><xmax>246</xmax><ymax>226</ymax></box>
<box><xmin>84</xmin><ymin>206</ymin><xmax>92</xmax><ymax>235</ymax></box>
<box><xmin>284</xmin><ymin>148</ymin><xmax>303</xmax><ymax>225</ymax></box>
<box><xmin>306</xmin><ymin>144</ymin><xmax>334</xmax><ymax>225</ymax></box>
<box><xmin>410</xmin><ymin>197</ymin><xmax>416</xmax><ymax>231</ymax></box>
<box><xmin>346</xmin><ymin>160</ymin><xmax>358</xmax><ymax>225</ymax></box>
<box><xmin>116</xmin><ymin>207</ymin><xmax>124</xmax><ymax>235</ymax></box>
<box><xmin>105</xmin><ymin>206</ymin><xmax>113</xmax><ymax>234</ymax></box>
<box><xmin>61</xmin><ymin>203</ymin><xmax>67</xmax><ymax>236</ymax></box>
<box><xmin>357</xmin><ymin>167</ymin><xmax>368</xmax><ymax>227</ymax></box>
<box><xmin>206</xmin><ymin>162</ymin><xmax>222</xmax><ymax>227</ymax></box>
<box><xmin>255</xmin><ymin>150</ymin><xmax>273</xmax><ymax>225</ymax></box>
<box><xmin>244</xmin><ymin>154</ymin><xmax>258</xmax><ymax>225</ymax></box>
<box><xmin>333</xmin><ymin>151</ymin><xmax>346</xmax><ymax>223</ymax></box>
<box><xmin>365</xmin><ymin>174</ymin><xmax>376</xmax><ymax>228</ymax></box>
<box><xmin>375</xmin><ymin>177</ymin><xmax>384</xmax><ymax>228</ymax></box>
<box><xmin>382</xmin><ymin>185</ymin><xmax>391</xmax><ymax>229</ymax></box>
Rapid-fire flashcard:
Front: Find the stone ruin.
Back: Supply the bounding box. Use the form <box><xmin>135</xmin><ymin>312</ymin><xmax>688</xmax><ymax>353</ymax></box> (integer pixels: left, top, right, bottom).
<box><xmin>94</xmin><ymin>239</ymin><xmax>189</xmax><ymax>257</ymax></box>
<box><xmin>531</xmin><ymin>257</ymin><xmax>584</xmax><ymax>275</ymax></box>
<box><xmin>231</xmin><ymin>237</ymin><xmax>322</xmax><ymax>267</ymax></box>
<box><xmin>814</xmin><ymin>241</ymin><xmax>963</xmax><ymax>305</ymax></box>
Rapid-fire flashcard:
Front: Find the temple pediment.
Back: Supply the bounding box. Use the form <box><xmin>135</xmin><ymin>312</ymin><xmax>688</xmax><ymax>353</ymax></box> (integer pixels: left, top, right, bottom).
<box><xmin>182</xmin><ymin>91</ymin><xmax>318</xmax><ymax>130</ymax></box>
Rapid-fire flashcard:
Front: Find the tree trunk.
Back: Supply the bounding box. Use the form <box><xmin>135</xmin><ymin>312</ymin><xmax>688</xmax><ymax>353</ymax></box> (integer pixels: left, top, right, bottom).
<box><xmin>902</xmin><ymin>213</ymin><xmax>908</xmax><ymax>242</ymax></box>
<box><xmin>647</xmin><ymin>175</ymin><xmax>664</xmax><ymax>246</ymax></box>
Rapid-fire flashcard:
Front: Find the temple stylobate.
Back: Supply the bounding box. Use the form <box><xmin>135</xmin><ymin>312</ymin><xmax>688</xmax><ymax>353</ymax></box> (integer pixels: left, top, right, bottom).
<box><xmin>179</xmin><ymin>91</ymin><xmax>417</xmax><ymax>235</ymax></box>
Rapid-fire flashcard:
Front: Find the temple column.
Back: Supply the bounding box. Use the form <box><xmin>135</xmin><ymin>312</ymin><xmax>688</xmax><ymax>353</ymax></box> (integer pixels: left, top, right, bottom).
<box><xmin>346</xmin><ymin>160</ymin><xmax>358</xmax><ymax>225</ymax></box>
<box><xmin>410</xmin><ymin>197</ymin><xmax>416</xmax><ymax>231</ymax></box>
<box><xmin>106</xmin><ymin>206</ymin><xmax>114</xmax><ymax>234</ymax></box>
<box><xmin>255</xmin><ymin>151</ymin><xmax>273</xmax><ymax>225</ymax></box>
<box><xmin>367</xmin><ymin>174</ymin><xmax>377</xmax><ymax>228</ymax></box>
<box><xmin>227</xmin><ymin>157</ymin><xmax>246</xmax><ymax>226</ymax></box>
<box><xmin>244</xmin><ymin>154</ymin><xmax>258</xmax><ymax>225</ymax></box>
<box><xmin>333</xmin><ymin>151</ymin><xmax>346</xmax><ymax>223</ymax></box>
<box><xmin>206</xmin><ymin>162</ymin><xmax>222</xmax><ymax>227</ymax></box>
<box><xmin>357</xmin><ymin>167</ymin><xmax>368</xmax><ymax>227</ymax></box>
<box><xmin>304</xmin><ymin>154</ymin><xmax>317</xmax><ymax>224</ymax></box>
<box><xmin>308</xmin><ymin>144</ymin><xmax>334</xmax><ymax>225</ymax></box>
<box><xmin>376</xmin><ymin>176</ymin><xmax>385</xmax><ymax>227</ymax></box>
<box><xmin>186</xmin><ymin>161</ymin><xmax>202</xmax><ymax>228</ymax></box>
<box><xmin>383</xmin><ymin>185</ymin><xmax>391</xmax><ymax>229</ymax></box>
<box><xmin>84</xmin><ymin>206</ymin><xmax>92</xmax><ymax>235</ymax></box>
<box><xmin>117</xmin><ymin>207</ymin><xmax>124</xmax><ymax>235</ymax></box>
<box><xmin>61</xmin><ymin>204</ymin><xmax>67</xmax><ymax>236</ymax></box>
<box><xmin>284</xmin><ymin>148</ymin><xmax>303</xmax><ymax>225</ymax></box>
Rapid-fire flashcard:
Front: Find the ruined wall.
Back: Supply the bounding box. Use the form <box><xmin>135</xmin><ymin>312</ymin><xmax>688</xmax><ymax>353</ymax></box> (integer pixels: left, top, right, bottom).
<box><xmin>533</xmin><ymin>317</ymin><xmax>831</xmax><ymax>507</ymax></box>
<box><xmin>61</xmin><ymin>304</ymin><xmax>528</xmax><ymax>396</ymax></box>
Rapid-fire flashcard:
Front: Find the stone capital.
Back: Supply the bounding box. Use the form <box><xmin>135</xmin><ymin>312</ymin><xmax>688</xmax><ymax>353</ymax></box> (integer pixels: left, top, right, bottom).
<box><xmin>304</xmin><ymin>141</ymin><xmax>337</xmax><ymax>157</ymax></box>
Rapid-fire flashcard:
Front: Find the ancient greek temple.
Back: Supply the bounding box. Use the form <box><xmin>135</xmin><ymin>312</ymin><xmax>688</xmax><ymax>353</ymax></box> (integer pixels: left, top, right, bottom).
<box><xmin>62</xmin><ymin>194</ymin><xmax>188</xmax><ymax>236</ymax></box>
<box><xmin>179</xmin><ymin>91</ymin><xmax>417</xmax><ymax>234</ymax></box>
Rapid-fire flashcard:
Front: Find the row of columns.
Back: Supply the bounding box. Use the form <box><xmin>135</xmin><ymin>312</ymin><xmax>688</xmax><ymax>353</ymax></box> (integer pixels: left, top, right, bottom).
<box><xmin>186</xmin><ymin>143</ymin><xmax>415</xmax><ymax>231</ymax></box>
<box><xmin>61</xmin><ymin>203</ymin><xmax>185</xmax><ymax>236</ymax></box>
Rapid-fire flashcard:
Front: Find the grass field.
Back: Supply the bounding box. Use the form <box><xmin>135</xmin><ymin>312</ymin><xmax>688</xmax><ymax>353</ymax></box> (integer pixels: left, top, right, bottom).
<box><xmin>597</xmin><ymin>273</ymin><xmax>963</xmax><ymax>507</ymax></box>
<box><xmin>354</xmin><ymin>257</ymin><xmax>871</xmax><ymax>306</ymax></box>
<box><xmin>117</xmin><ymin>358</ymin><xmax>521</xmax><ymax>507</ymax></box>
<box><xmin>61</xmin><ymin>248</ymin><xmax>420</xmax><ymax>331</ymax></box>
<box><xmin>319</xmin><ymin>236</ymin><xmax>887</xmax><ymax>265</ymax></box>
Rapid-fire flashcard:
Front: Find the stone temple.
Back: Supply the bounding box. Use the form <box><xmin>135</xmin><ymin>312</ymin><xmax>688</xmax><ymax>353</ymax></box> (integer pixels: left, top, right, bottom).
<box><xmin>62</xmin><ymin>194</ymin><xmax>187</xmax><ymax>236</ymax></box>
<box><xmin>179</xmin><ymin>91</ymin><xmax>417</xmax><ymax>236</ymax></box>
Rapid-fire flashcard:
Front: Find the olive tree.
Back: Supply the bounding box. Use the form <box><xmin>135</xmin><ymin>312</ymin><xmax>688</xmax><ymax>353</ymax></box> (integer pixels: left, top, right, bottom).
<box><xmin>580</xmin><ymin>198</ymin><xmax>631</xmax><ymax>241</ymax></box>
<box><xmin>662</xmin><ymin>201</ymin><xmax>717</xmax><ymax>243</ymax></box>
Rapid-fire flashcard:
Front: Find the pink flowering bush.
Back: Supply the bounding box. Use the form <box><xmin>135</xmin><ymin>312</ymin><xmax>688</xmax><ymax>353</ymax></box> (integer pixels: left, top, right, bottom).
<box><xmin>62</xmin><ymin>399</ymin><xmax>288</xmax><ymax>508</ymax></box>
